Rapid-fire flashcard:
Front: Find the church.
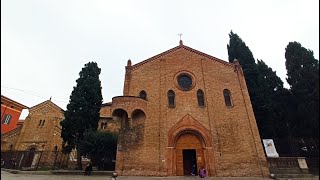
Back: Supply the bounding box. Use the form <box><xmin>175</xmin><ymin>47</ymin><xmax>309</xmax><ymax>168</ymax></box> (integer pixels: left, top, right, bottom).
<box><xmin>100</xmin><ymin>40</ymin><xmax>269</xmax><ymax>177</ymax></box>
<box><xmin>1</xmin><ymin>40</ymin><xmax>269</xmax><ymax>176</ymax></box>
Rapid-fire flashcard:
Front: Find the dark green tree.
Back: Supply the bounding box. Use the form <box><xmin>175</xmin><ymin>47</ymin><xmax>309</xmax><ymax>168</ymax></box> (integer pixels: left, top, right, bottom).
<box><xmin>227</xmin><ymin>31</ymin><xmax>290</xmax><ymax>138</ymax></box>
<box><xmin>285</xmin><ymin>42</ymin><xmax>319</xmax><ymax>138</ymax></box>
<box><xmin>60</xmin><ymin>62</ymin><xmax>103</xmax><ymax>170</ymax></box>
<box><xmin>78</xmin><ymin>130</ymin><xmax>118</xmax><ymax>170</ymax></box>
<box><xmin>227</xmin><ymin>31</ymin><xmax>260</xmax><ymax>111</ymax></box>
<box><xmin>256</xmin><ymin>60</ymin><xmax>291</xmax><ymax>138</ymax></box>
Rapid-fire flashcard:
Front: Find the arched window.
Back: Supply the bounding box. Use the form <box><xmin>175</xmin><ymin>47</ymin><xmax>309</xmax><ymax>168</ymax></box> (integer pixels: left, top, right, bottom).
<box><xmin>41</xmin><ymin>120</ymin><xmax>45</xmax><ymax>126</ymax></box>
<box><xmin>223</xmin><ymin>89</ymin><xmax>232</xmax><ymax>107</ymax></box>
<box><xmin>139</xmin><ymin>90</ymin><xmax>147</xmax><ymax>100</ymax></box>
<box><xmin>197</xmin><ymin>89</ymin><xmax>205</xmax><ymax>107</ymax></box>
<box><xmin>167</xmin><ymin>90</ymin><xmax>175</xmax><ymax>108</ymax></box>
<box><xmin>101</xmin><ymin>122</ymin><xmax>107</xmax><ymax>129</ymax></box>
<box><xmin>38</xmin><ymin>120</ymin><xmax>42</xmax><ymax>127</ymax></box>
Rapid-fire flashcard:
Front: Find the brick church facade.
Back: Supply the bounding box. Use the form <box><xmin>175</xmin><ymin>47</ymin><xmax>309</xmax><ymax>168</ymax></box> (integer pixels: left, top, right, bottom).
<box><xmin>2</xmin><ymin>41</ymin><xmax>269</xmax><ymax>176</ymax></box>
<box><xmin>100</xmin><ymin>40</ymin><xmax>269</xmax><ymax>177</ymax></box>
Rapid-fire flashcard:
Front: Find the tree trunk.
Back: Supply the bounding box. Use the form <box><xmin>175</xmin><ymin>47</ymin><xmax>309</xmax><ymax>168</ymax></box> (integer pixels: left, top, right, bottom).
<box><xmin>77</xmin><ymin>149</ymin><xmax>82</xmax><ymax>170</ymax></box>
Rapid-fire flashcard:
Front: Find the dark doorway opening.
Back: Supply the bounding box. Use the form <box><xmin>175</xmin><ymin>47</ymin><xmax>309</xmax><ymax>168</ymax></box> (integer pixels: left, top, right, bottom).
<box><xmin>25</xmin><ymin>148</ymin><xmax>36</xmax><ymax>167</ymax></box>
<box><xmin>183</xmin><ymin>149</ymin><xmax>197</xmax><ymax>176</ymax></box>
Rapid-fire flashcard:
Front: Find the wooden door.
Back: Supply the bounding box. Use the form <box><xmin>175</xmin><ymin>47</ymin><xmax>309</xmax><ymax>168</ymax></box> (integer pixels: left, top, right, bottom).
<box><xmin>175</xmin><ymin>133</ymin><xmax>204</xmax><ymax>176</ymax></box>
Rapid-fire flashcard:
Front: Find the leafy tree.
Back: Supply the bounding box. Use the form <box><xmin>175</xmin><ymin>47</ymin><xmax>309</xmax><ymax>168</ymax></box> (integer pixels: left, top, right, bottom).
<box><xmin>285</xmin><ymin>42</ymin><xmax>319</xmax><ymax>138</ymax></box>
<box><xmin>60</xmin><ymin>62</ymin><xmax>103</xmax><ymax>170</ymax></box>
<box><xmin>227</xmin><ymin>31</ymin><xmax>290</xmax><ymax>138</ymax></box>
<box><xmin>79</xmin><ymin>130</ymin><xmax>118</xmax><ymax>170</ymax></box>
<box><xmin>227</xmin><ymin>31</ymin><xmax>260</xmax><ymax>108</ymax></box>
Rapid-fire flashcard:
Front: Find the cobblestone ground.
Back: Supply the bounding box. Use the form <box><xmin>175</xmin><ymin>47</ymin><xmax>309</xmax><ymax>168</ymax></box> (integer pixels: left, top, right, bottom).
<box><xmin>1</xmin><ymin>170</ymin><xmax>273</xmax><ymax>180</ymax></box>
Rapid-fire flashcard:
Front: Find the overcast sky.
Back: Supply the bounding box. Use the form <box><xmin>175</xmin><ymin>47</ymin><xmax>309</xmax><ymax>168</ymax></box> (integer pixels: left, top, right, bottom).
<box><xmin>1</xmin><ymin>0</ymin><xmax>319</xmax><ymax>119</ymax></box>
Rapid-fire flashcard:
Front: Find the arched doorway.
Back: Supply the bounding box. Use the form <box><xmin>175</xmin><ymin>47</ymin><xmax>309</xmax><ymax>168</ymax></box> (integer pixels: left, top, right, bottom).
<box><xmin>175</xmin><ymin>132</ymin><xmax>205</xmax><ymax>176</ymax></box>
<box><xmin>167</xmin><ymin>114</ymin><xmax>214</xmax><ymax>176</ymax></box>
<box><xmin>24</xmin><ymin>147</ymin><xmax>36</xmax><ymax>167</ymax></box>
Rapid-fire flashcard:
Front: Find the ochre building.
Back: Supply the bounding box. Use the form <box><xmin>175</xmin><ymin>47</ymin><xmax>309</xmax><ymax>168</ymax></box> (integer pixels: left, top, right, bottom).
<box><xmin>100</xmin><ymin>41</ymin><xmax>269</xmax><ymax>177</ymax></box>
<box><xmin>2</xmin><ymin>100</ymin><xmax>65</xmax><ymax>169</ymax></box>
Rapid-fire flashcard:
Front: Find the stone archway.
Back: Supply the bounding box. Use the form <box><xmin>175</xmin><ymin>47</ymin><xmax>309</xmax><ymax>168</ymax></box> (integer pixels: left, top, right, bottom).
<box><xmin>175</xmin><ymin>131</ymin><xmax>205</xmax><ymax>176</ymax></box>
<box><xmin>167</xmin><ymin>114</ymin><xmax>215</xmax><ymax>176</ymax></box>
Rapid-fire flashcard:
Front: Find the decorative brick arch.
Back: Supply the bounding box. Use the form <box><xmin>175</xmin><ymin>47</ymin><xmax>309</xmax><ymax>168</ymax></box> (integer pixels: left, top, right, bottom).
<box><xmin>167</xmin><ymin>114</ymin><xmax>215</xmax><ymax>176</ymax></box>
<box><xmin>168</xmin><ymin>114</ymin><xmax>212</xmax><ymax>147</ymax></box>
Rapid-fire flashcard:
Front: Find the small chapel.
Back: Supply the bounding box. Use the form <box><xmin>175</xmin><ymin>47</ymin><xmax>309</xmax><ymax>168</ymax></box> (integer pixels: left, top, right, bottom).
<box><xmin>99</xmin><ymin>40</ymin><xmax>269</xmax><ymax>177</ymax></box>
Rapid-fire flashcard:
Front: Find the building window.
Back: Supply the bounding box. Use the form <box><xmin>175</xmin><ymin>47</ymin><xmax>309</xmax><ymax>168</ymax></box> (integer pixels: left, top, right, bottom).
<box><xmin>197</xmin><ymin>89</ymin><xmax>205</xmax><ymax>107</ymax></box>
<box><xmin>101</xmin><ymin>122</ymin><xmax>107</xmax><ymax>129</ymax></box>
<box><xmin>223</xmin><ymin>89</ymin><xmax>232</xmax><ymax>107</ymax></box>
<box><xmin>167</xmin><ymin>90</ymin><xmax>175</xmax><ymax>108</ymax></box>
<box><xmin>178</xmin><ymin>74</ymin><xmax>193</xmax><ymax>90</ymax></box>
<box><xmin>139</xmin><ymin>90</ymin><xmax>147</xmax><ymax>100</ymax></box>
<box><xmin>38</xmin><ymin>120</ymin><xmax>45</xmax><ymax>127</ymax></box>
<box><xmin>1</xmin><ymin>114</ymin><xmax>12</xmax><ymax>125</ymax></box>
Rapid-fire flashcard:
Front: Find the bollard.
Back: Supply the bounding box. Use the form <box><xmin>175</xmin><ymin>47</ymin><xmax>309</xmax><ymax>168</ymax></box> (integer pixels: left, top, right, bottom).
<box><xmin>110</xmin><ymin>172</ymin><xmax>118</xmax><ymax>180</ymax></box>
<box><xmin>269</xmin><ymin>173</ymin><xmax>276</xmax><ymax>179</ymax></box>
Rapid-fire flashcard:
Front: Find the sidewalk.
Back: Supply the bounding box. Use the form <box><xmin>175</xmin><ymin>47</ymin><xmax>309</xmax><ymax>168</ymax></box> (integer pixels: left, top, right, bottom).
<box><xmin>1</xmin><ymin>168</ymin><xmax>272</xmax><ymax>179</ymax></box>
<box><xmin>2</xmin><ymin>168</ymin><xmax>319</xmax><ymax>180</ymax></box>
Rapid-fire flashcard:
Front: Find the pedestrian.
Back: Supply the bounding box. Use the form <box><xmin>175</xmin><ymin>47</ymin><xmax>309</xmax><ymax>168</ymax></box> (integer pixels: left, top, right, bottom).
<box><xmin>199</xmin><ymin>166</ymin><xmax>206</xmax><ymax>178</ymax></box>
<box><xmin>1</xmin><ymin>158</ymin><xmax>4</xmax><ymax>167</ymax></box>
<box><xmin>191</xmin><ymin>163</ymin><xmax>196</xmax><ymax>176</ymax></box>
<box><xmin>84</xmin><ymin>161</ymin><xmax>92</xmax><ymax>176</ymax></box>
<box><xmin>10</xmin><ymin>158</ymin><xmax>16</xmax><ymax>169</ymax></box>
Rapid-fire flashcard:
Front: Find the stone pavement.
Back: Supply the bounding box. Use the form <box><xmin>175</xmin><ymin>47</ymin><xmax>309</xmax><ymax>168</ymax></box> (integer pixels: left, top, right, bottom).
<box><xmin>1</xmin><ymin>170</ymin><xmax>319</xmax><ymax>180</ymax></box>
<box><xmin>1</xmin><ymin>170</ymin><xmax>273</xmax><ymax>180</ymax></box>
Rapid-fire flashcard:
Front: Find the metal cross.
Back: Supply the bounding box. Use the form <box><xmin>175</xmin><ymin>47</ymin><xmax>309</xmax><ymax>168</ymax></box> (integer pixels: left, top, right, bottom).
<box><xmin>178</xmin><ymin>33</ymin><xmax>183</xmax><ymax>40</ymax></box>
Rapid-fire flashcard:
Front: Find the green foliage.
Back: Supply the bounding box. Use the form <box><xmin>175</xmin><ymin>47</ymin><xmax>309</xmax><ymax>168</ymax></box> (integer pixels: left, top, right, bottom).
<box><xmin>227</xmin><ymin>31</ymin><xmax>290</xmax><ymax>138</ymax></box>
<box><xmin>227</xmin><ymin>30</ymin><xmax>256</xmax><ymax>65</ymax></box>
<box><xmin>60</xmin><ymin>62</ymin><xmax>103</xmax><ymax>169</ymax></box>
<box><xmin>79</xmin><ymin>130</ymin><xmax>118</xmax><ymax>170</ymax></box>
<box><xmin>285</xmin><ymin>42</ymin><xmax>319</xmax><ymax>138</ymax></box>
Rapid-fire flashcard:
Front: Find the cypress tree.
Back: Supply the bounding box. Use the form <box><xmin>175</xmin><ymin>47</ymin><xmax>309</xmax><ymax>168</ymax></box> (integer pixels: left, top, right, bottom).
<box><xmin>60</xmin><ymin>62</ymin><xmax>103</xmax><ymax>170</ymax></box>
<box><xmin>285</xmin><ymin>42</ymin><xmax>319</xmax><ymax>138</ymax></box>
<box><xmin>227</xmin><ymin>31</ymin><xmax>290</xmax><ymax>138</ymax></box>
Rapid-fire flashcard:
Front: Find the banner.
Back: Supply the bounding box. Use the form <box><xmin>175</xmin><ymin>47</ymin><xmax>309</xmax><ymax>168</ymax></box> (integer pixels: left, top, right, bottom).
<box><xmin>263</xmin><ymin>139</ymin><xmax>279</xmax><ymax>157</ymax></box>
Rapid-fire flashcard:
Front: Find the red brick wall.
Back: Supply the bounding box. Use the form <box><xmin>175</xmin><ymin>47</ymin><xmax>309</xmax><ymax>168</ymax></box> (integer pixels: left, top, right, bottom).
<box><xmin>113</xmin><ymin>45</ymin><xmax>269</xmax><ymax>177</ymax></box>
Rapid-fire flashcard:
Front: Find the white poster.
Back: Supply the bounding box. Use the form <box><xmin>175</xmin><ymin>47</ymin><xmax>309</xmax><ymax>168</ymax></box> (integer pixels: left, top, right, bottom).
<box><xmin>263</xmin><ymin>139</ymin><xmax>279</xmax><ymax>157</ymax></box>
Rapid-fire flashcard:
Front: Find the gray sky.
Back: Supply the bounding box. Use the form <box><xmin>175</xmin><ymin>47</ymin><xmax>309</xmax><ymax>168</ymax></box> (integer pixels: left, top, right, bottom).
<box><xmin>2</xmin><ymin>0</ymin><xmax>319</xmax><ymax>119</ymax></box>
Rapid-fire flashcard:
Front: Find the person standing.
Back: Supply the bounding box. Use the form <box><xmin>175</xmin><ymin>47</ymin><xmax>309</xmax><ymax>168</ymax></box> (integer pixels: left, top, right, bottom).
<box><xmin>199</xmin><ymin>166</ymin><xmax>206</xmax><ymax>178</ymax></box>
<box><xmin>84</xmin><ymin>162</ymin><xmax>93</xmax><ymax>176</ymax></box>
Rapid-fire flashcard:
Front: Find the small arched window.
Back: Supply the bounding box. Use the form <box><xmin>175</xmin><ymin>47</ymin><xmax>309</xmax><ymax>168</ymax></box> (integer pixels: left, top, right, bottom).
<box><xmin>167</xmin><ymin>90</ymin><xmax>175</xmax><ymax>108</ymax></box>
<box><xmin>38</xmin><ymin>120</ymin><xmax>42</xmax><ymax>127</ymax></box>
<box><xmin>139</xmin><ymin>90</ymin><xmax>147</xmax><ymax>100</ymax></box>
<box><xmin>101</xmin><ymin>122</ymin><xmax>107</xmax><ymax>129</ymax></box>
<box><xmin>197</xmin><ymin>89</ymin><xmax>205</xmax><ymax>107</ymax></box>
<box><xmin>223</xmin><ymin>89</ymin><xmax>232</xmax><ymax>107</ymax></box>
<box><xmin>41</xmin><ymin>120</ymin><xmax>46</xmax><ymax>126</ymax></box>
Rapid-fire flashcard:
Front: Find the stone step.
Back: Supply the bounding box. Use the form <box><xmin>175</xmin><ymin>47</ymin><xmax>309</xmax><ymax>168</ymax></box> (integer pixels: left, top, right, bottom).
<box><xmin>275</xmin><ymin>173</ymin><xmax>317</xmax><ymax>178</ymax></box>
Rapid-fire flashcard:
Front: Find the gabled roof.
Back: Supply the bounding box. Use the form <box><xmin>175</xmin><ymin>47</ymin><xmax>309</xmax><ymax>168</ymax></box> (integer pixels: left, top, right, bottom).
<box><xmin>1</xmin><ymin>125</ymin><xmax>23</xmax><ymax>140</ymax></box>
<box><xmin>29</xmin><ymin>100</ymin><xmax>64</xmax><ymax>112</ymax></box>
<box><xmin>131</xmin><ymin>41</ymin><xmax>235</xmax><ymax>71</ymax></box>
<box><xmin>1</xmin><ymin>95</ymin><xmax>29</xmax><ymax>109</ymax></box>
